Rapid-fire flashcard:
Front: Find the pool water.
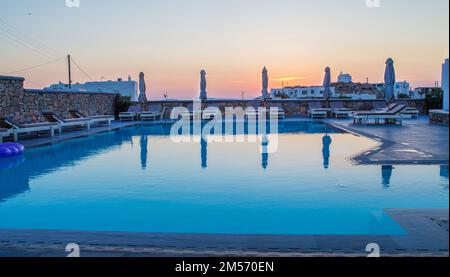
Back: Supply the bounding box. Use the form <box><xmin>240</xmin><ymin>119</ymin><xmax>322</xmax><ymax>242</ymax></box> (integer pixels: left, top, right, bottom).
<box><xmin>0</xmin><ymin>121</ymin><xmax>448</xmax><ymax>235</ymax></box>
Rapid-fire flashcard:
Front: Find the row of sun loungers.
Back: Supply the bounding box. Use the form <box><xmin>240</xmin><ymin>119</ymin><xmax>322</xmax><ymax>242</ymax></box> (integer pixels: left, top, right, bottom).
<box><xmin>308</xmin><ymin>102</ymin><xmax>354</xmax><ymax>119</ymax></box>
<box><xmin>369</xmin><ymin>101</ymin><xmax>419</xmax><ymax>118</ymax></box>
<box><xmin>308</xmin><ymin>101</ymin><xmax>419</xmax><ymax>121</ymax></box>
<box><xmin>120</xmin><ymin>101</ymin><xmax>419</xmax><ymax>123</ymax></box>
<box><xmin>0</xmin><ymin>111</ymin><xmax>114</xmax><ymax>142</ymax></box>
<box><xmin>119</xmin><ymin>104</ymin><xmax>165</xmax><ymax>121</ymax></box>
<box><xmin>70</xmin><ymin>111</ymin><xmax>114</xmax><ymax>126</ymax></box>
<box><xmin>120</xmin><ymin>102</ymin><xmax>286</xmax><ymax>122</ymax></box>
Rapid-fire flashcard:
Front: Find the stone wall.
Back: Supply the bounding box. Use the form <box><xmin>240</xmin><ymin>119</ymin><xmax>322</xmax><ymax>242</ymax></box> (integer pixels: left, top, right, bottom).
<box><xmin>145</xmin><ymin>99</ymin><xmax>427</xmax><ymax>119</ymax></box>
<box><xmin>429</xmin><ymin>110</ymin><xmax>449</xmax><ymax>125</ymax></box>
<box><xmin>0</xmin><ymin>76</ymin><xmax>116</xmax><ymax>124</ymax></box>
<box><xmin>1</xmin><ymin>75</ymin><xmax>427</xmax><ymax>123</ymax></box>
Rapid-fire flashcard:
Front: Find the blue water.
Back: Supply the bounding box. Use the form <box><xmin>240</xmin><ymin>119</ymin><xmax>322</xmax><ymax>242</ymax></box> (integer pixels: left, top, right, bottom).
<box><xmin>0</xmin><ymin>121</ymin><xmax>448</xmax><ymax>235</ymax></box>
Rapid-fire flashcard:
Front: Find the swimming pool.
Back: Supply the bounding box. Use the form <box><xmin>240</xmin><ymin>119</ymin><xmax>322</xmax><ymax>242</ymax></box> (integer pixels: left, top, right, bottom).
<box><xmin>0</xmin><ymin>121</ymin><xmax>448</xmax><ymax>235</ymax></box>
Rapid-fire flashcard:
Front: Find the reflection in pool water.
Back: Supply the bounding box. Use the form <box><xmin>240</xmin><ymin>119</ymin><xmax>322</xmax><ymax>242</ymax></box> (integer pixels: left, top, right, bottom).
<box><xmin>322</xmin><ymin>134</ymin><xmax>332</xmax><ymax>169</ymax></box>
<box><xmin>382</xmin><ymin>165</ymin><xmax>394</xmax><ymax>188</ymax></box>
<box><xmin>0</xmin><ymin>121</ymin><xmax>448</xmax><ymax>235</ymax></box>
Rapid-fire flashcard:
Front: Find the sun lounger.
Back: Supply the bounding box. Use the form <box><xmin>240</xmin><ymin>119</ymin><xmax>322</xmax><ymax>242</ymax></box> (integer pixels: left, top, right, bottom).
<box><xmin>119</xmin><ymin>105</ymin><xmax>141</xmax><ymax>121</ymax></box>
<box><xmin>1</xmin><ymin>117</ymin><xmax>60</xmax><ymax>142</ymax></box>
<box><xmin>396</xmin><ymin>101</ymin><xmax>420</xmax><ymax>118</ymax></box>
<box><xmin>308</xmin><ymin>102</ymin><xmax>328</xmax><ymax>119</ymax></box>
<box><xmin>353</xmin><ymin>104</ymin><xmax>407</xmax><ymax>125</ymax></box>
<box><xmin>330</xmin><ymin>102</ymin><xmax>353</xmax><ymax>118</ymax></box>
<box><xmin>0</xmin><ymin>128</ymin><xmax>11</xmax><ymax>143</ymax></box>
<box><xmin>70</xmin><ymin>110</ymin><xmax>114</xmax><ymax>126</ymax></box>
<box><xmin>268</xmin><ymin>103</ymin><xmax>285</xmax><ymax>119</ymax></box>
<box><xmin>140</xmin><ymin>104</ymin><xmax>165</xmax><ymax>121</ymax></box>
<box><xmin>43</xmin><ymin>112</ymin><xmax>92</xmax><ymax>130</ymax></box>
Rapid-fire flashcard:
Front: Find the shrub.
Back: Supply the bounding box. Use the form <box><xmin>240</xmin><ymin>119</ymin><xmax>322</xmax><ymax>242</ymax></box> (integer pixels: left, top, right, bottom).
<box><xmin>397</xmin><ymin>93</ymin><xmax>411</xmax><ymax>99</ymax></box>
<box><xmin>425</xmin><ymin>88</ymin><xmax>443</xmax><ymax>112</ymax></box>
<box><xmin>113</xmin><ymin>94</ymin><xmax>132</xmax><ymax>118</ymax></box>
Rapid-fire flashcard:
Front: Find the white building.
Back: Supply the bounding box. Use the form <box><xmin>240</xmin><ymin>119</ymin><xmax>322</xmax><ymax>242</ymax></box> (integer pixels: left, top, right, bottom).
<box><xmin>270</xmin><ymin>86</ymin><xmax>336</xmax><ymax>99</ymax></box>
<box><xmin>45</xmin><ymin>77</ymin><xmax>138</xmax><ymax>101</ymax></box>
<box><xmin>372</xmin><ymin>81</ymin><xmax>412</xmax><ymax>99</ymax></box>
<box><xmin>394</xmin><ymin>81</ymin><xmax>411</xmax><ymax>98</ymax></box>
<box><xmin>337</xmin><ymin>72</ymin><xmax>352</xmax><ymax>83</ymax></box>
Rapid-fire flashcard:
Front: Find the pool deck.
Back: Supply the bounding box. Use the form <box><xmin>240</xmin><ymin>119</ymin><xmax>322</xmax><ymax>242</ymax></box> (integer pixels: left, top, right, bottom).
<box><xmin>19</xmin><ymin>121</ymin><xmax>140</xmax><ymax>149</ymax></box>
<box><xmin>1</xmin><ymin>117</ymin><xmax>448</xmax><ymax>257</ymax></box>
<box><xmin>325</xmin><ymin>116</ymin><xmax>449</xmax><ymax>165</ymax></box>
<box><xmin>0</xmin><ymin>209</ymin><xmax>447</xmax><ymax>257</ymax></box>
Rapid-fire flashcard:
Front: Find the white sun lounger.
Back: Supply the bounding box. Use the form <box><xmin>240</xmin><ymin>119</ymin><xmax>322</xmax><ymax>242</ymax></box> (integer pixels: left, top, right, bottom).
<box><xmin>308</xmin><ymin>102</ymin><xmax>328</xmax><ymax>119</ymax></box>
<box><xmin>396</xmin><ymin>101</ymin><xmax>420</xmax><ymax>118</ymax></box>
<box><xmin>140</xmin><ymin>104</ymin><xmax>165</xmax><ymax>121</ymax></box>
<box><xmin>43</xmin><ymin>112</ymin><xmax>92</xmax><ymax>130</ymax></box>
<box><xmin>1</xmin><ymin>117</ymin><xmax>60</xmax><ymax>142</ymax></box>
<box><xmin>330</xmin><ymin>102</ymin><xmax>353</xmax><ymax>118</ymax></box>
<box><xmin>353</xmin><ymin>104</ymin><xmax>407</xmax><ymax>125</ymax></box>
<box><xmin>119</xmin><ymin>105</ymin><xmax>141</xmax><ymax>121</ymax></box>
<box><xmin>70</xmin><ymin>110</ymin><xmax>114</xmax><ymax>126</ymax></box>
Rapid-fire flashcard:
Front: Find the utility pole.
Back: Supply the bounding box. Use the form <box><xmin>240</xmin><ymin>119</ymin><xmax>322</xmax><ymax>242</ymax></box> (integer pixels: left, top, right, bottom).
<box><xmin>67</xmin><ymin>55</ymin><xmax>72</xmax><ymax>89</ymax></box>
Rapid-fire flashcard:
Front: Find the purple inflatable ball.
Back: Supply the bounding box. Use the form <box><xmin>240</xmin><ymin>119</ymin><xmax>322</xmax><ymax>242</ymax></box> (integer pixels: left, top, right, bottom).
<box><xmin>0</xmin><ymin>142</ymin><xmax>25</xmax><ymax>158</ymax></box>
<box><xmin>0</xmin><ymin>147</ymin><xmax>12</xmax><ymax>158</ymax></box>
<box><xmin>1</xmin><ymin>143</ymin><xmax>25</xmax><ymax>156</ymax></box>
<box><xmin>15</xmin><ymin>143</ymin><xmax>25</xmax><ymax>152</ymax></box>
<box><xmin>7</xmin><ymin>146</ymin><xmax>20</xmax><ymax>156</ymax></box>
<box><xmin>4</xmin><ymin>143</ymin><xmax>25</xmax><ymax>153</ymax></box>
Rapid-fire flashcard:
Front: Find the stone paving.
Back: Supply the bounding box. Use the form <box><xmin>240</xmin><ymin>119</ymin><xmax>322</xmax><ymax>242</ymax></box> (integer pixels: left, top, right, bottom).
<box><xmin>19</xmin><ymin>121</ymin><xmax>139</xmax><ymax>148</ymax></box>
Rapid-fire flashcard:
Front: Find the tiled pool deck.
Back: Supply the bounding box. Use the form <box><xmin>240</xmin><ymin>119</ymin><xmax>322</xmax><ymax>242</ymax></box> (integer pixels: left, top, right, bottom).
<box><xmin>325</xmin><ymin>116</ymin><xmax>449</xmax><ymax>165</ymax></box>
<box><xmin>1</xmin><ymin>117</ymin><xmax>448</xmax><ymax>257</ymax></box>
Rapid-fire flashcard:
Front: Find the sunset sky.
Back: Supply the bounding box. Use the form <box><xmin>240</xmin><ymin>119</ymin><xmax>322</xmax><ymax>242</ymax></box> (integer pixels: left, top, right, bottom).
<box><xmin>0</xmin><ymin>0</ymin><xmax>449</xmax><ymax>99</ymax></box>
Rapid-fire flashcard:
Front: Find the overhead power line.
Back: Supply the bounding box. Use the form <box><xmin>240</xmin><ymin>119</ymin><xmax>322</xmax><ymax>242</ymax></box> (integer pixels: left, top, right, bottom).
<box><xmin>0</xmin><ymin>27</ymin><xmax>55</xmax><ymax>59</ymax></box>
<box><xmin>0</xmin><ymin>18</ymin><xmax>61</xmax><ymax>59</ymax></box>
<box><xmin>0</xmin><ymin>18</ymin><xmax>61</xmax><ymax>56</ymax></box>
<box><xmin>1</xmin><ymin>56</ymin><xmax>66</xmax><ymax>75</ymax></box>
<box><xmin>70</xmin><ymin>57</ymin><xmax>137</xmax><ymax>92</ymax></box>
